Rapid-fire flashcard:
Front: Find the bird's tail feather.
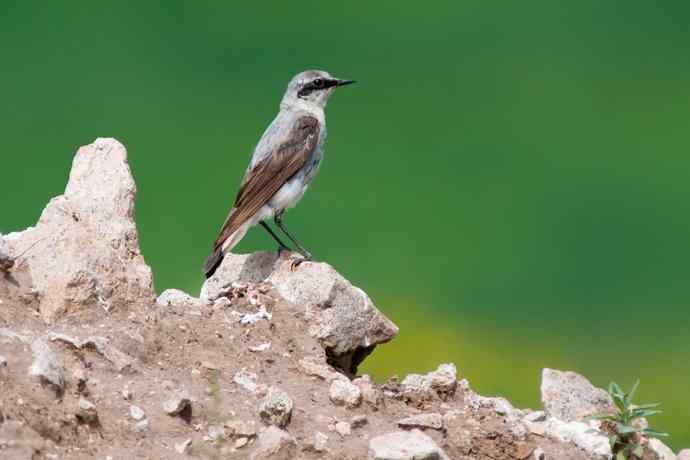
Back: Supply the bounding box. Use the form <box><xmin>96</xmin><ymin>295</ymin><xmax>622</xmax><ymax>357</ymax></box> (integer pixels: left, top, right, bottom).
<box><xmin>203</xmin><ymin>247</ymin><xmax>224</xmax><ymax>278</ymax></box>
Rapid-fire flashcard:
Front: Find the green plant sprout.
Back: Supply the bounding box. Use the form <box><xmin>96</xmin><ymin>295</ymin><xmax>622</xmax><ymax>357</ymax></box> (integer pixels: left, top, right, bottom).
<box><xmin>587</xmin><ymin>381</ymin><xmax>668</xmax><ymax>460</ymax></box>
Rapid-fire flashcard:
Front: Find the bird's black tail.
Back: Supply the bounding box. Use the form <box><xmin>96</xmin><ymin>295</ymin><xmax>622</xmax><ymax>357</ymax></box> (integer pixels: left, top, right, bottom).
<box><xmin>203</xmin><ymin>247</ymin><xmax>224</xmax><ymax>278</ymax></box>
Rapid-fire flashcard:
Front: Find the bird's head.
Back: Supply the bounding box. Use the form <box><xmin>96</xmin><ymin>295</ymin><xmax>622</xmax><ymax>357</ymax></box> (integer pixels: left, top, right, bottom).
<box><xmin>281</xmin><ymin>70</ymin><xmax>355</xmax><ymax>110</ymax></box>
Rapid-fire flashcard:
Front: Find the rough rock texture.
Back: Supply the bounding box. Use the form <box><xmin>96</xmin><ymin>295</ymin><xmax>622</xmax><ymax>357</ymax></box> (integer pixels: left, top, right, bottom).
<box><xmin>368</xmin><ymin>429</ymin><xmax>450</xmax><ymax>460</ymax></box>
<box><xmin>541</xmin><ymin>368</ymin><xmax>615</xmax><ymax>422</ymax></box>
<box><xmin>202</xmin><ymin>251</ymin><xmax>399</xmax><ymax>375</ymax></box>
<box><xmin>3</xmin><ymin>138</ymin><xmax>154</xmax><ymax>322</ymax></box>
<box><xmin>648</xmin><ymin>438</ymin><xmax>677</xmax><ymax>460</ymax></box>
<box><xmin>677</xmin><ymin>449</ymin><xmax>690</xmax><ymax>460</ymax></box>
<box><xmin>0</xmin><ymin>138</ymin><xmax>682</xmax><ymax>459</ymax></box>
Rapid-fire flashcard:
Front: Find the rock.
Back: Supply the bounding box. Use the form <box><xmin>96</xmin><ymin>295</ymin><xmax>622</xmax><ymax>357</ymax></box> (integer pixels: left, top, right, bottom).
<box><xmin>3</xmin><ymin>138</ymin><xmax>155</xmax><ymax>322</ymax></box>
<box><xmin>77</xmin><ymin>398</ymin><xmax>99</xmax><ymax>425</ymax></box>
<box><xmin>397</xmin><ymin>413</ymin><xmax>444</xmax><ymax>430</ymax></box>
<box><xmin>311</xmin><ymin>431</ymin><xmax>329</xmax><ymax>452</ymax></box>
<box><xmin>351</xmin><ymin>414</ymin><xmax>368</xmax><ymax>429</ymax></box>
<box><xmin>122</xmin><ymin>388</ymin><xmax>133</xmax><ymax>400</ymax></box>
<box><xmin>175</xmin><ymin>439</ymin><xmax>192</xmax><ymax>454</ymax></box>
<box><xmin>239</xmin><ymin>306</ymin><xmax>272</xmax><ymax>325</ymax></box>
<box><xmin>677</xmin><ymin>449</ymin><xmax>690</xmax><ymax>460</ymax></box>
<box><xmin>258</xmin><ymin>387</ymin><xmax>293</xmax><ymax>428</ymax></box>
<box><xmin>523</xmin><ymin>411</ymin><xmax>546</xmax><ymax>423</ymax></box>
<box><xmin>540</xmin><ymin>368</ymin><xmax>615</xmax><ymax>422</ymax></box>
<box><xmin>28</xmin><ymin>337</ymin><xmax>64</xmax><ymax>392</ymax></box>
<box><xmin>234</xmin><ymin>368</ymin><xmax>259</xmax><ymax>393</ymax></box>
<box><xmin>335</xmin><ymin>421</ymin><xmax>351</xmax><ymax>437</ymax></box>
<box><xmin>48</xmin><ymin>332</ymin><xmax>135</xmax><ymax>373</ymax></box>
<box><xmin>401</xmin><ymin>363</ymin><xmax>457</xmax><ymax>401</ymax></box>
<box><xmin>134</xmin><ymin>419</ymin><xmax>149</xmax><ymax>433</ymax></box>
<box><xmin>249</xmin><ymin>342</ymin><xmax>271</xmax><ymax>352</ymax></box>
<box><xmin>368</xmin><ymin>429</ymin><xmax>450</xmax><ymax>460</ymax></box>
<box><xmin>203</xmin><ymin>252</ymin><xmax>399</xmax><ymax>375</ymax></box>
<box><xmin>543</xmin><ymin>418</ymin><xmax>611</xmax><ymax>458</ymax></box>
<box><xmin>354</xmin><ymin>375</ymin><xmax>383</xmax><ymax>407</ymax></box>
<box><xmin>225</xmin><ymin>419</ymin><xmax>258</xmax><ymax>438</ymax></box>
<box><xmin>533</xmin><ymin>447</ymin><xmax>545</xmax><ymax>460</ymax></box>
<box><xmin>201</xmin><ymin>252</ymin><xmax>277</xmax><ymax>301</ymax></box>
<box><xmin>300</xmin><ymin>357</ymin><xmax>343</xmax><ymax>382</ymax></box>
<box><xmin>235</xmin><ymin>437</ymin><xmax>249</xmax><ymax>448</ymax></box>
<box><xmin>329</xmin><ymin>378</ymin><xmax>362</xmax><ymax>408</ymax></box>
<box><xmin>208</xmin><ymin>425</ymin><xmax>226</xmax><ymax>442</ymax></box>
<box><xmin>129</xmin><ymin>405</ymin><xmax>145</xmax><ymax>421</ymax></box>
<box><xmin>156</xmin><ymin>289</ymin><xmax>206</xmax><ymax>309</ymax></box>
<box><xmin>0</xmin><ymin>354</ymin><xmax>7</xmax><ymax>368</ymax></box>
<box><xmin>648</xmin><ymin>438</ymin><xmax>676</xmax><ymax>460</ymax></box>
<box><xmin>162</xmin><ymin>391</ymin><xmax>191</xmax><ymax>416</ymax></box>
<box><xmin>250</xmin><ymin>426</ymin><xmax>297</xmax><ymax>460</ymax></box>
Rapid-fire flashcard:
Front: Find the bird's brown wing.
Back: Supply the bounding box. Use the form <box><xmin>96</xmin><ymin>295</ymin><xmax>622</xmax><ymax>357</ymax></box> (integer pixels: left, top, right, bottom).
<box><xmin>211</xmin><ymin>115</ymin><xmax>320</xmax><ymax>251</ymax></box>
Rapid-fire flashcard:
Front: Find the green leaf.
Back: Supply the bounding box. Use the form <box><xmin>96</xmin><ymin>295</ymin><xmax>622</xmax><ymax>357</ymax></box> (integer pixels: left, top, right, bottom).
<box><xmin>643</xmin><ymin>428</ymin><xmax>669</xmax><ymax>438</ymax></box>
<box><xmin>609</xmin><ymin>435</ymin><xmax>619</xmax><ymax>448</ymax></box>
<box><xmin>634</xmin><ymin>403</ymin><xmax>661</xmax><ymax>410</ymax></box>
<box><xmin>609</xmin><ymin>382</ymin><xmax>624</xmax><ymax>399</ymax></box>
<box><xmin>616</xmin><ymin>423</ymin><xmax>639</xmax><ymax>434</ymax></box>
<box><xmin>632</xmin><ymin>445</ymin><xmax>644</xmax><ymax>457</ymax></box>
<box><xmin>616</xmin><ymin>451</ymin><xmax>627</xmax><ymax>460</ymax></box>
<box><xmin>586</xmin><ymin>413</ymin><xmax>617</xmax><ymax>422</ymax></box>
<box><xmin>631</xmin><ymin>409</ymin><xmax>662</xmax><ymax>418</ymax></box>
<box><xmin>625</xmin><ymin>379</ymin><xmax>640</xmax><ymax>406</ymax></box>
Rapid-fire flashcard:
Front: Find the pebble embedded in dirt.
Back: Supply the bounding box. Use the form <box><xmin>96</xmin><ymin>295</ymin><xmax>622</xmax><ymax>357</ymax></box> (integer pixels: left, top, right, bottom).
<box><xmin>175</xmin><ymin>438</ymin><xmax>192</xmax><ymax>454</ymax></box>
<box><xmin>129</xmin><ymin>405</ymin><xmax>145</xmax><ymax>421</ymax></box>
<box><xmin>250</xmin><ymin>426</ymin><xmax>296</xmax><ymax>460</ymax></box>
<box><xmin>258</xmin><ymin>387</ymin><xmax>293</xmax><ymax>428</ymax></box>
<box><xmin>162</xmin><ymin>391</ymin><xmax>191</xmax><ymax>417</ymax></box>
<box><xmin>77</xmin><ymin>398</ymin><xmax>98</xmax><ymax>425</ymax></box>
<box><xmin>28</xmin><ymin>337</ymin><xmax>64</xmax><ymax>393</ymax></box>
<box><xmin>397</xmin><ymin>412</ymin><xmax>444</xmax><ymax>430</ymax></box>
<box><xmin>329</xmin><ymin>378</ymin><xmax>362</xmax><ymax>408</ymax></box>
<box><xmin>368</xmin><ymin>429</ymin><xmax>450</xmax><ymax>460</ymax></box>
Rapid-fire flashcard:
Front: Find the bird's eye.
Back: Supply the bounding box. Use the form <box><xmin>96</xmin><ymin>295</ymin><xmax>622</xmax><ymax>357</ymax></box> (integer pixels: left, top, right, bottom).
<box><xmin>313</xmin><ymin>79</ymin><xmax>324</xmax><ymax>88</ymax></box>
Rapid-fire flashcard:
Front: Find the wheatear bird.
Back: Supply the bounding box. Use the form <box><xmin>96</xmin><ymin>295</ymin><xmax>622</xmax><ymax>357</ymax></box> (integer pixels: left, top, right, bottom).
<box><xmin>203</xmin><ymin>70</ymin><xmax>355</xmax><ymax>278</ymax></box>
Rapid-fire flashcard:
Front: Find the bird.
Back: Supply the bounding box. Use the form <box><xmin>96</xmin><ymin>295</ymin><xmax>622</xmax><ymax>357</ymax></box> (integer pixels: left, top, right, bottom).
<box><xmin>203</xmin><ymin>70</ymin><xmax>355</xmax><ymax>278</ymax></box>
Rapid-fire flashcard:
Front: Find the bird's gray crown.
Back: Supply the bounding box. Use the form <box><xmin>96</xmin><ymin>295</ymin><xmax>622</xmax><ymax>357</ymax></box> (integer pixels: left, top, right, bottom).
<box><xmin>280</xmin><ymin>70</ymin><xmax>355</xmax><ymax>110</ymax></box>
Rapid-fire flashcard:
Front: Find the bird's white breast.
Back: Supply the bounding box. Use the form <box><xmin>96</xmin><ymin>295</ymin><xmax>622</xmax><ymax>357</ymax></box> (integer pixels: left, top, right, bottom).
<box><xmin>268</xmin><ymin>178</ymin><xmax>308</xmax><ymax>212</ymax></box>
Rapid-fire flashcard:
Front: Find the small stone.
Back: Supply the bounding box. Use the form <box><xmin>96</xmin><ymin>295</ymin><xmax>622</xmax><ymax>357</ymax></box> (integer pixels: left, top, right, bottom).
<box><xmin>249</xmin><ymin>426</ymin><xmax>296</xmax><ymax>460</ymax></box>
<box><xmin>299</xmin><ymin>357</ymin><xmax>342</xmax><ymax>382</ymax></box>
<box><xmin>29</xmin><ymin>337</ymin><xmax>64</xmax><ymax>392</ymax></box>
<box><xmin>202</xmin><ymin>361</ymin><xmax>219</xmax><ymax>370</ymax></box>
<box><xmin>234</xmin><ymin>437</ymin><xmax>249</xmax><ymax>448</ymax></box>
<box><xmin>335</xmin><ymin>421</ymin><xmax>351</xmax><ymax>437</ymax></box>
<box><xmin>77</xmin><ymin>398</ymin><xmax>98</xmax><ymax>425</ymax></box>
<box><xmin>312</xmin><ymin>431</ymin><xmax>328</xmax><ymax>452</ymax></box>
<box><xmin>258</xmin><ymin>387</ymin><xmax>294</xmax><ymax>428</ymax></box>
<box><xmin>329</xmin><ymin>378</ymin><xmax>362</xmax><ymax>408</ymax></box>
<box><xmin>397</xmin><ymin>413</ymin><xmax>444</xmax><ymax>430</ymax></box>
<box><xmin>351</xmin><ymin>414</ymin><xmax>368</xmax><ymax>429</ymax></box>
<box><xmin>234</xmin><ymin>368</ymin><xmax>258</xmax><ymax>393</ymax></box>
<box><xmin>162</xmin><ymin>391</ymin><xmax>191</xmax><ymax>416</ymax></box>
<box><xmin>249</xmin><ymin>342</ymin><xmax>271</xmax><ymax>352</ymax></box>
<box><xmin>134</xmin><ymin>419</ymin><xmax>149</xmax><ymax>432</ymax></box>
<box><xmin>525</xmin><ymin>421</ymin><xmax>546</xmax><ymax>436</ymax></box>
<box><xmin>368</xmin><ymin>429</ymin><xmax>450</xmax><ymax>460</ymax></box>
<box><xmin>175</xmin><ymin>439</ymin><xmax>192</xmax><ymax>454</ymax></box>
<box><xmin>208</xmin><ymin>425</ymin><xmax>226</xmax><ymax>442</ymax></box>
<box><xmin>353</xmin><ymin>375</ymin><xmax>383</xmax><ymax>407</ymax></box>
<box><xmin>0</xmin><ymin>355</ymin><xmax>7</xmax><ymax>368</ymax></box>
<box><xmin>523</xmin><ymin>411</ymin><xmax>547</xmax><ymax>423</ymax></box>
<box><xmin>129</xmin><ymin>405</ymin><xmax>145</xmax><ymax>421</ymax></box>
<box><xmin>122</xmin><ymin>388</ymin><xmax>133</xmax><ymax>400</ymax></box>
<box><xmin>224</xmin><ymin>419</ymin><xmax>257</xmax><ymax>438</ymax></box>
<box><xmin>532</xmin><ymin>447</ymin><xmax>545</xmax><ymax>460</ymax></box>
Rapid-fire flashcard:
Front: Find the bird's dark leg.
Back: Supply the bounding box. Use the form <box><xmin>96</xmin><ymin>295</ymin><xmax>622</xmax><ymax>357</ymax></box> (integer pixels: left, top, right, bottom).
<box><xmin>274</xmin><ymin>212</ymin><xmax>313</xmax><ymax>263</ymax></box>
<box><xmin>260</xmin><ymin>221</ymin><xmax>292</xmax><ymax>254</ymax></box>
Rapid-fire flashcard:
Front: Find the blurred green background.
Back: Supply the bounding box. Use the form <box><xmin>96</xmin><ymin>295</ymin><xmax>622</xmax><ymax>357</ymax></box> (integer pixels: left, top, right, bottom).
<box><xmin>2</xmin><ymin>1</ymin><xmax>689</xmax><ymax>449</ymax></box>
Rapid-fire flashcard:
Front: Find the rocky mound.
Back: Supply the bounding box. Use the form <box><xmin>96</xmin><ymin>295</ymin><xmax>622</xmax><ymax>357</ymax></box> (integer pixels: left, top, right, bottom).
<box><xmin>0</xmin><ymin>139</ymin><xmax>684</xmax><ymax>460</ymax></box>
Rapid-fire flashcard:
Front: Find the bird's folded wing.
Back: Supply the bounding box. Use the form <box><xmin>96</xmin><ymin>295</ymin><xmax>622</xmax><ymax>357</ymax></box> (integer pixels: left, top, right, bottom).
<box><xmin>212</xmin><ymin>115</ymin><xmax>320</xmax><ymax>251</ymax></box>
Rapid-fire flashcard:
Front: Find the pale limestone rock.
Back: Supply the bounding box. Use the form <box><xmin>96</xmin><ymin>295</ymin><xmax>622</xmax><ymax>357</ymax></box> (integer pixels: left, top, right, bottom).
<box><xmin>162</xmin><ymin>391</ymin><xmax>191</xmax><ymax>416</ymax></box>
<box><xmin>397</xmin><ymin>413</ymin><xmax>443</xmax><ymax>430</ymax></box>
<box><xmin>202</xmin><ymin>252</ymin><xmax>398</xmax><ymax>374</ymax></box>
<box><xmin>28</xmin><ymin>337</ymin><xmax>64</xmax><ymax>392</ymax></box>
<box><xmin>401</xmin><ymin>363</ymin><xmax>457</xmax><ymax>401</ymax></box>
<box><xmin>329</xmin><ymin>378</ymin><xmax>362</xmax><ymax>408</ymax></box>
<box><xmin>368</xmin><ymin>429</ymin><xmax>450</xmax><ymax>460</ymax></box>
<box><xmin>156</xmin><ymin>289</ymin><xmax>207</xmax><ymax>309</ymax></box>
<box><xmin>4</xmin><ymin>138</ymin><xmax>155</xmax><ymax>322</ymax></box>
<box><xmin>129</xmin><ymin>405</ymin><xmax>145</xmax><ymax>421</ymax></box>
<box><xmin>48</xmin><ymin>332</ymin><xmax>134</xmax><ymax>373</ymax></box>
<box><xmin>540</xmin><ymin>368</ymin><xmax>614</xmax><ymax>422</ymax></box>
<box><xmin>543</xmin><ymin>418</ymin><xmax>611</xmax><ymax>458</ymax></box>
<box><xmin>354</xmin><ymin>374</ymin><xmax>383</xmax><ymax>407</ymax></box>
<box><xmin>648</xmin><ymin>438</ymin><xmax>677</xmax><ymax>460</ymax></box>
<box><xmin>258</xmin><ymin>387</ymin><xmax>293</xmax><ymax>428</ymax></box>
<box><xmin>250</xmin><ymin>426</ymin><xmax>296</xmax><ymax>460</ymax></box>
<box><xmin>677</xmin><ymin>449</ymin><xmax>690</xmax><ymax>460</ymax></box>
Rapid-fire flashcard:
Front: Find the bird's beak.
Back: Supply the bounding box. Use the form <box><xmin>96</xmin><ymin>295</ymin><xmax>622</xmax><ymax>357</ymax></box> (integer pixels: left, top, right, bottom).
<box><xmin>334</xmin><ymin>79</ymin><xmax>356</xmax><ymax>87</ymax></box>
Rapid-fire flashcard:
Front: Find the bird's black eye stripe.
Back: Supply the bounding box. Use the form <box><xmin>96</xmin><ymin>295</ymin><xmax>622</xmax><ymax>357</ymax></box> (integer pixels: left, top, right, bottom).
<box><xmin>313</xmin><ymin>78</ymin><xmax>324</xmax><ymax>88</ymax></box>
<box><xmin>298</xmin><ymin>78</ymin><xmax>333</xmax><ymax>97</ymax></box>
